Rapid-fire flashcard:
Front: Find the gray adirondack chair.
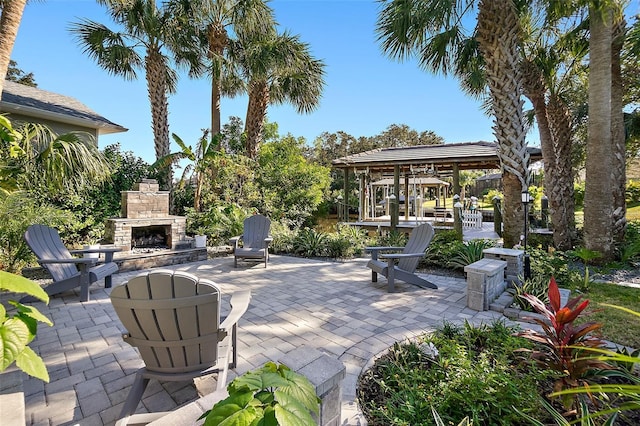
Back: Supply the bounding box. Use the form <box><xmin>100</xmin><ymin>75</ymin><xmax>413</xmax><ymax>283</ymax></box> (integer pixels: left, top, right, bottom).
<box><xmin>230</xmin><ymin>214</ymin><xmax>273</xmax><ymax>268</ymax></box>
<box><xmin>23</xmin><ymin>224</ymin><xmax>120</xmax><ymax>302</ymax></box>
<box><xmin>110</xmin><ymin>269</ymin><xmax>251</xmax><ymax>426</ymax></box>
<box><xmin>366</xmin><ymin>223</ymin><xmax>437</xmax><ymax>292</ymax></box>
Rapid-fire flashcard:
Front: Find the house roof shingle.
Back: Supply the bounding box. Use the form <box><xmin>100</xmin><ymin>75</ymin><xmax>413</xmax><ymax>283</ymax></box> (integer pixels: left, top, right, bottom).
<box><xmin>1</xmin><ymin>80</ymin><xmax>127</xmax><ymax>135</ymax></box>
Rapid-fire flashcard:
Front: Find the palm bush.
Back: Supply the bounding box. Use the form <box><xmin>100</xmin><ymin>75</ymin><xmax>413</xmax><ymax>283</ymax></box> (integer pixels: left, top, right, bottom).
<box><xmin>448</xmin><ymin>239</ymin><xmax>495</xmax><ymax>269</ymax></box>
<box><xmin>292</xmin><ymin>228</ymin><xmax>328</xmax><ymax>257</ymax></box>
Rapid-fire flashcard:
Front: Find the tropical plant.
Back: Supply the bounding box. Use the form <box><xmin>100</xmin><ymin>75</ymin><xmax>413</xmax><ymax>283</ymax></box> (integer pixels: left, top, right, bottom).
<box><xmin>185</xmin><ymin>203</ymin><xmax>250</xmax><ymax>245</ymax></box>
<box><xmin>201</xmin><ymin>361</ymin><xmax>319</xmax><ymax>426</ymax></box>
<box><xmin>151</xmin><ymin>131</ymin><xmax>220</xmax><ymax>212</ymax></box>
<box><xmin>187</xmin><ymin>0</ymin><xmax>274</xmax><ymax>136</ymax></box>
<box><xmin>376</xmin><ymin>0</ymin><xmax>530</xmax><ymax>247</ymax></box>
<box><xmin>448</xmin><ymin>239</ymin><xmax>495</xmax><ymax>269</ymax></box>
<box><xmin>231</xmin><ymin>24</ymin><xmax>326</xmax><ymax>158</ymax></box>
<box><xmin>1</xmin><ymin>119</ymin><xmax>111</xmax><ymax>195</ymax></box>
<box><xmin>568</xmin><ymin>247</ymin><xmax>602</xmax><ymax>292</ymax></box>
<box><xmin>0</xmin><ymin>0</ymin><xmax>28</xmax><ymax>96</ymax></box>
<box><xmin>516</xmin><ymin>277</ymin><xmax>611</xmax><ymax>409</ymax></box>
<box><xmin>292</xmin><ymin>228</ymin><xmax>328</xmax><ymax>258</ymax></box>
<box><xmin>0</xmin><ymin>271</ymin><xmax>52</xmax><ymax>382</ymax></box>
<box><xmin>70</xmin><ymin>0</ymin><xmax>199</xmax><ymax>186</ymax></box>
<box><xmin>0</xmin><ymin>192</ymin><xmax>73</xmax><ymax>273</ymax></box>
<box><xmin>508</xmin><ymin>274</ymin><xmax>550</xmax><ymax>312</ymax></box>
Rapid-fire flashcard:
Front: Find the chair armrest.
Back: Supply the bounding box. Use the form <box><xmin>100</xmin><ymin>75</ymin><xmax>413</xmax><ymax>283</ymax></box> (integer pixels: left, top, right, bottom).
<box><xmin>71</xmin><ymin>247</ymin><xmax>122</xmax><ymax>262</ymax></box>
<box><xmin>229</xmin><ymin>236</ymin><xmax>242</xmax><ymax>248</ymax></box>
<box><xmin>365</xmin><ymin>246</ymin><xmax>404</xmax><ymax>253</ymax></box>
<box><xmin>265</xmin><ymin>237</ymin><xmax>273</xmax><ymax>244</ymax></box>
<box><xmin>220</xmin><ymin>290</ymin><xmax>251</xmax><ymax>331</ymax></box>
<box><xmin>379</xmin><ymin>252</ymin><xmax>425</xmax><ymax>260</ymax></box>
<box><xmin>38</xmin><ymin>258</ymin><xmax>98</xmax><ymax>265</ymax></box>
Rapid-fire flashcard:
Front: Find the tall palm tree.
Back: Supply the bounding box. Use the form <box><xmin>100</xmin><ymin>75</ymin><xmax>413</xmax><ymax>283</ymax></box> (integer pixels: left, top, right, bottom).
<box><xmin>584</xmin><ymin>2</ymin><xmax>623</xmax><ymax>261</ymax></box>
<box><xmin>188</xmin><ymin>0</ymin><xmax>274</xmax><ymax>136</ymax></box>
<box><xmin>376</xmin><ymin>0</ymin><xmax>529</xmax><ymax>247</ymax></box>
<box><xmin>70</xmin><ymin>0</ymin><xmax>198</xmax><ymax>187</ymax></box>
<box><xmin>0</xmin><ymin>0</ymin><xmax>27</xmax><ymax>98</ymax></box>
<box><xmin>232</xmin><ymin>27</ymin><xmax>325</xmax><ymax>159</ymax></box>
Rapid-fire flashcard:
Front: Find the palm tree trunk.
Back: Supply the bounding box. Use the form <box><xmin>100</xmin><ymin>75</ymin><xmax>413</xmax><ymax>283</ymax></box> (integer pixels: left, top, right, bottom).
<box><xmin>145</xmin><ymin>49</ymin><xmax>172</xmax><ymax>189</ymax></box>
<box><xmin>207</xmin><ymin>23</ymin><xmax>228</xmax><ymax>137</ymax></box>
<box><xmin>611</xmin><ymin>18</ymin><xmax>626</xmax><ymax>244</ymax></box>
<box><xmin>0</xmin><ymin>0</ymin><xmax>27</xmax><ymax>99</ymax></box>
<box><xmin>244</xmin><ymin>80</ymin><xmax>269</xmax><ymax>160</ymax></box>
<box><xmin>547</xmin><ymin>95</ymin><xmax>576</xmax><ymax>250</ymax></box>
<box><xmin>476</xmin><ymin>0</ymin><xmax>529</xmax><ymax>248</ymax></box>
<box><xmin>584</xmin><ymin>5</ymin><xmax>614</xmax><ymax>260</ymax></box>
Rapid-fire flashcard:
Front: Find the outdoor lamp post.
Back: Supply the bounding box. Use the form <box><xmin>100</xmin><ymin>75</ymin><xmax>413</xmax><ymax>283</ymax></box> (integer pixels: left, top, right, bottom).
<box><xmin>521</xmin><ymin>190</ymin><xmax>532</xmax><ymax>279</ymax></box>
<box><xmin>336</xmin><ymin>195</ymin><xmax>343</xmax><ymax>222</ymax></box>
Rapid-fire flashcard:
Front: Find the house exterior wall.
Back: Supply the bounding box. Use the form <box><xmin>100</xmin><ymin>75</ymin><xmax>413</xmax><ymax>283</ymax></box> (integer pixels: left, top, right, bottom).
<box><xmin>4</xmin><ymin>111</ymin><xmax>100</xmax><ymax>143</ymax></box>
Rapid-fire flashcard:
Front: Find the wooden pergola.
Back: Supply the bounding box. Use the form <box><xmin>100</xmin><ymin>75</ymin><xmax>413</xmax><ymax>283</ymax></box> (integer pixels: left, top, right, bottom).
<box><xmin>332</xmin><ymin>141</ymin><xmax>542</xmax><ymax>228</ymax></box>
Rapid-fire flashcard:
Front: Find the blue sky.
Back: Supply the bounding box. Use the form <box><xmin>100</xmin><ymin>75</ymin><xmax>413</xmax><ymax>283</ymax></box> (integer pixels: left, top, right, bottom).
<box><xmin>11</xmin><ymin>0</ymin><xmax>640</xmax><ymax>164</ymax></box>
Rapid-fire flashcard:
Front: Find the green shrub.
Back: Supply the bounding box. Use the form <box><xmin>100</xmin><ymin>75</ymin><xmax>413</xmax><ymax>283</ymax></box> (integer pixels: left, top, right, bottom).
<box><xmin>357</xmin><ymin>321</ymin><xmax>546</xmax><ymax>426</ymax></box>
<box><xmin>326</xmin><ymin>225</ymin><xmax>368</xmax><ymax>259</ymax></box>
<box><xmin>529</xmin><ymin>247</ymin><xmax>580</xmax><ymax>288</ymax></box>
<box><xmin>269</xmin><ymin>221</ymin><xmax>296</xmax><ymax>254</ymax></box>
<box><xmin>422</xmin><ymin>237</ymin><xmax>465</xmax><ymax>270</ymax></box>
<box><xmin>626</xmin><ymin>180</ymin><xmax>640</xmax><ymax>203</ymax></box>
<box><xmin>375</xmin><ymin>229</ymin><xmax>408</xmax><ymax>247</ymax></box>
<box><xmin>448</xmin><ymin>239</ymin><xmax>496</xmax><ymax>269</ymax></box>
<box><xmin>292</xmin><ymin>228</ymin><xmax>328</xmax><ymax>257</ymax></box>
<box><xmin>185</xmin><ymin>203</ymin><xmax>252</xmax><ymax>245</ymax></box>
<box><xmin>0</xmin><ymin>193</ymin><xmax>73</xmax><ymax>272</ymax></box>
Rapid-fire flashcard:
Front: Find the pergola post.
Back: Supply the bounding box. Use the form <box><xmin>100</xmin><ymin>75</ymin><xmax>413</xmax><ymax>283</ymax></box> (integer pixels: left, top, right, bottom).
<box><xmin>343</xmin><ymin>168</ymin><xmax>350</xmax><ymax>222</ymax></box>
<box><xmin>359</xmin><ymin>173</ymin><xmax>366</xmax><ymax>221</ymax></box>
<box><xmin>404</xmin><ymin>174</ymin><xmax>410</xmax><ymax>221</ymax></box>
<box><xmin>453</xmin><ymin>163</ymin><xmax>461</xmax><ymax>199</ymax></box>
<box><xmin>392</xmin><ymin>165</ymin><xmax>400</xmax><ymax>230</ymax></box>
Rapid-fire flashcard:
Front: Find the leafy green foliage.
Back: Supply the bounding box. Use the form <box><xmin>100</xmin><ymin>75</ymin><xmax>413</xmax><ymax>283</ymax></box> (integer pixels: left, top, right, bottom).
<box><xmin>185</xmin><ymin>203</ymin><xmax>252</xmax><ymax>245</ymax></box>
<box><xmin>517</xmin><ymin>277</ymin><xmax>611</xmax><ymax>409</ymax></box>
<box><xmin>375</xmin><ymin>229</ymin><xmax>408</xmax><ymax>247</ymax></box>
<box><xmin>0</xmin><ymin>192</ymin><xmax>73</xmax><ymax>272</ymax></box>
<box><xmin>529</xmin><ymin>247</ymin><xmax>581</xmax><ymax>289</ymax></box>
<box><xmin>292</xmin><ymin>228</ymin><xmax>328</xmax><ymax>257</ymax></box>
<box><xmin>448</xmin><ymin>239</ymin><xmax>495</xmax><ymax>269</ymax></box>
<box><xmin>508</xmin><ymin>274</ymin><xmax>550</xmax><ymax>312</ymax></box>
<box><xmin>0</xmin><ymin>271</ymin><xmax>52</xmax><ymax>382</ymax></box>
<box><xmin>358</xmin><ymin>321</ymin><xmax>546</xmax><ymax>426</ymax></box>
<box><xmin>202</xmin><ymin>362</ymin><xmax>319</xmax><ymax>426</ymax></box>
<box><xmin>326</xmin><ymin>225</ymin><xmax>368</xmax><ymax>259</ymax></box>
<box><xmin>421</xmin><ymin>231</ymin><xmax>465</xmax><ymax>269</ymax></box>
<box><xmin>257</xmin><ymin>136</ymin><xmax>331</xmax><ymax>228</ymax></box>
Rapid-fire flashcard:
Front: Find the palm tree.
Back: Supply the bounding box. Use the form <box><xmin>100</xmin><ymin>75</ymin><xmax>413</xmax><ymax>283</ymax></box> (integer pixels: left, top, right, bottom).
<box><xmin>232</xmin><ymin>27</ymin><xmax>325</xmax><ymax>159</ymax></box>
<box><xmin>0</xmin><ymin>0</ymin><xmax>28</xmax><ymax>98</ymax></box>
<box><xmin>0</xmin><ymin>118</ymin><xmax>111</xmax><ymax>194</ymax></box>
<box><xmin>70</xmin><ymin>0</ymin><xmax>198</xmax><ymax>187</ymax></box>
<box><xmin>376</xmin><ymin>0</ymin><xmax>529</xmax><ymax>247</ymax></box>
<box><xmin>151</xmin><ymin>130</ymin><xmax>220</xmax><ymax>212</ymax></box>
<box><xmin>584</xmin><ymin>3</ymin><xmax>622</xmax><ymax>261</ymax></box>
<box><xmin>188</xmin><ymin>0</ymin><xmax>274</xmax><ymax>136</ymax></box>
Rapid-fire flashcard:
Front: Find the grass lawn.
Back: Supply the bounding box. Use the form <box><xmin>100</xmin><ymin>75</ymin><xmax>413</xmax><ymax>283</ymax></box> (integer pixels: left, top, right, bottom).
<box><xmin>578</xmin><ymin>282</ymin><xmax>640</xmax><ymax>349</ymax></box>
<box><xmin>626</xmin><ymin>201</ymin><xmax>640</xmax><ymax>221</ymax></box>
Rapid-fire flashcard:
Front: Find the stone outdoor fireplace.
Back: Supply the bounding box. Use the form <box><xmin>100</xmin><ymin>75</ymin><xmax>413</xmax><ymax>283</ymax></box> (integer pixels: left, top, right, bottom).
<box><xmin>105</xmin><ymin>179</ymin><xmax>190</xmax><ymax>252</ymax></box>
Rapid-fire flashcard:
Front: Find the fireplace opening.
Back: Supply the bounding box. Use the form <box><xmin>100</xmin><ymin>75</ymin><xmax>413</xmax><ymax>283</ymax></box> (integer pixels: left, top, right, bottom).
<box><xmin>131</xmin><ymin>225</ymin><xmax>171</xmax><ymax>250</ymax></box>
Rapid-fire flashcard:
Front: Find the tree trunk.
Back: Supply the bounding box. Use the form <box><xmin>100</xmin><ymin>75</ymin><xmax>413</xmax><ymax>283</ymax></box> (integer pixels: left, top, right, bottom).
<box><xmin>207</xmin><ymin>23</ymin><xmax>227</xmax><ymax>137</ymax></box>
<box><xmin>611</xmin><ymin>18</ymin><xmax>626</xmax><ymax>244</ymax></box>
<box><xmin>547</xmin><ymin>95</ymin><xmax>576</xmax><ymax>250</ymax></box>
<box><xmin>0</xmin><ymin>0</ymin><xmax>27</xmax><ymax>100</ymax></box>
<box><xmin>145</xmin><ymin>49</ymin><xmax>172</xmax><ymax>189</ymax></box>
<box><xmin>244</xmin><ymin>79</ymin><xmax>269</xmax><ymax>160</ymax></box>
<box><xmin>476</xmin><ymin>0</ymin><xmax>529</xmax><ymax>247</ymax></box>
<box><xmin>584</xmin><ymin>6</ymin><xmax>614</xmax><ymax>260</ymax></box>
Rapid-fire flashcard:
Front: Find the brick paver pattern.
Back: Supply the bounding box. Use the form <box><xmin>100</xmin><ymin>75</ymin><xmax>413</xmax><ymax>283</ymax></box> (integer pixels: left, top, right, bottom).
<box><xmin>17</xmin><ymin>254</ymin><xmax>507</xmax><ymax>425</ymax></box>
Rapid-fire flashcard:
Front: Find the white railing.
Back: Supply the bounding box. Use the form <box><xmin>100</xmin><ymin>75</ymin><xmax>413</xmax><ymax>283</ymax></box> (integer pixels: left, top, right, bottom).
<box><xmin>462</xmin><ymin>210</ymin><xmax>483</xmax><ymax>229</ymax></box>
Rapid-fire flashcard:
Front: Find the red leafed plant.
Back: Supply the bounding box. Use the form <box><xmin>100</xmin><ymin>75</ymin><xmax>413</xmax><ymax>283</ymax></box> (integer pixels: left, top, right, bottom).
<box><xmin>516</xmin><ymin>277</ymin><xmax>612</xmax><ymax>409</ymax></box>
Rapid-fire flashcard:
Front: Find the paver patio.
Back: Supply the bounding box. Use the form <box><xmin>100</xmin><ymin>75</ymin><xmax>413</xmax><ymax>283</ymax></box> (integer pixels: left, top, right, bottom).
<box><xmin>13</xmin><ymin>254</ymin><xmax>508</xmax><ymax>425</ymax></box>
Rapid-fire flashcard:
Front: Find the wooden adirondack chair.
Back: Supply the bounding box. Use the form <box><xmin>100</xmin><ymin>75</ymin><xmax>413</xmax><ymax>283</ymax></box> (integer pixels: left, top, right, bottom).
<box><xmin>230</xmin><ymin>214</ymin><xmax>273</xmax><ymax>268</ymax></box>
<box><xmin>110</xmin><ymin>270</ymin><xmax>251</xmax><ymax>426</ymax></box>
<box><xmin>23</xmin><ymin>224</ymin><xmax>120</xmax><ymax>302</ymax></box>
<box><xmin>365</xmin><ymin>223</ymin><xmax>437</xmax><ymax>292</ymax></box>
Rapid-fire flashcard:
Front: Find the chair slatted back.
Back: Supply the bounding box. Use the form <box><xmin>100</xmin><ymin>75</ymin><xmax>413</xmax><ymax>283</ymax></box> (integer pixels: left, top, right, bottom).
<box><xmin>110</xmin><ymin>270</ymin><xmax>221</xmax><ymax>374</ymax></box>
<box><xmin>24</xmin><ymin>224</ymin><xmax>78</xmax><ymax>282</ymax></box>
<box><xmin>398</xmin><ymin>223</ymin><xmax>435</xmax><ymax>273</ymax></box>
<box><xmin>243</xmin><ymin>215</ymin><xmax>271</xmax><ymax>248</ymax></box>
